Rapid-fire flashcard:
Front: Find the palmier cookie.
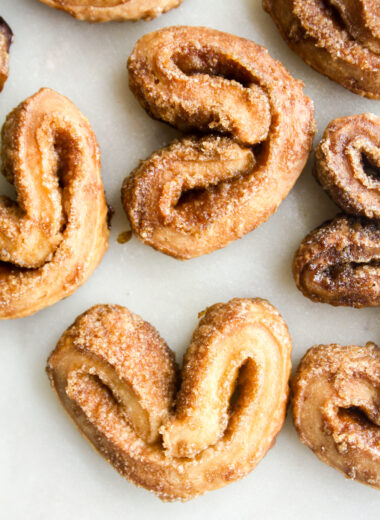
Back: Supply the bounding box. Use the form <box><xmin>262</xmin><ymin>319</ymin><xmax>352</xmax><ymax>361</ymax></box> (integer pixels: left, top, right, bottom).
<box><xmin>122</xmin><ymin>26</ymin><xmax>315</xmax><ymax>259</ymax></box>
<box><xmin>0</xmin><ymin>88</ymin><xmax>109</xmax><ymax>319</ymax></box>
<box><xmin>47</xmin><ymin>298</ymin><xmax>292</xmax><ymax>501</ymax></box>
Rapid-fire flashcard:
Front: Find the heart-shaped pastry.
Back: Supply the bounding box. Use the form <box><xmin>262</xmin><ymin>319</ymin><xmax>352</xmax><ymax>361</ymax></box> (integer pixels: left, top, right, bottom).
<box><xmin>47</xmin><ymin>298</ymin><xmax>292</xmax><ymax>501</ymax></box>
<box><xmin>122</xmin><ymin>26</ymin><xmax>315</xmax><ymax>259</ymax></box>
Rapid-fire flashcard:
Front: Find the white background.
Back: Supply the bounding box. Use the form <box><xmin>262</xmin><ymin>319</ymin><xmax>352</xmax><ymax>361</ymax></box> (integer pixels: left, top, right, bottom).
<box><xmin>1</xmin><ymin>0</ymin><xmax>379</xmax><ymax>518</ymax></box>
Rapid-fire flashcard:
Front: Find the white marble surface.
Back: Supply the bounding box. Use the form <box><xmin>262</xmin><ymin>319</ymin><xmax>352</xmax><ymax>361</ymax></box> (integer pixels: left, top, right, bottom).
<box><xmin>0</xmin><ymin>0</ymin><xmax>379</xmax><ymax>518</ymax></box>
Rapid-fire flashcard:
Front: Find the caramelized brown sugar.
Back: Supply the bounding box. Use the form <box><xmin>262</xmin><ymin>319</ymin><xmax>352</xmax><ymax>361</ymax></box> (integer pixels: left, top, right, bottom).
<box><xmin>122</xmin><ymin>26</ymin><xmax>315</xmax><ymax>259</ymax></box>
<box><xmin>0</xmin><ymin>88</ymin><xmax>109</xmax><ymax>319</ymax></box>
<box><xmin>47</xmin><ymin>298</ymin><xmax>292</xmax><ymax>501</ymax></box>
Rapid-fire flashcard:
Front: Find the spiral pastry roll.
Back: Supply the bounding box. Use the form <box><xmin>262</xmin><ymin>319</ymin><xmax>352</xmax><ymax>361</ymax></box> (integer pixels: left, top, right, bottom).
<box><xmin>0</xmin><ymin>88</ymin><xmax>109</xmax><ymax>319</ymax></box>
<box><xmin>293</xmin><ymin>215</ymin><xmax>380</xmax><ymax>307</ymax></box>
<box><xmin>47</xmin><ymin>298</ymin><xmax>292</xmax><ymax>501</ymax></box>
<box><xmin>38</xmin><ymin>0</ymin><xmax>182</xmax><ymax>22</ymax></box>
<box><xmin>293</xmin><ymin>342</ymin><xmax>380</xmax><ymax>489</ymax></box>
<box><xmin>315</xmin><ymin>114</ymin><xmax>380</xmax><ymax>220</ymax></box>
<box><xmin>263</xmin><ymin>0</ymin><xmax>380</xmax><ymax>99</ymax></box>
<box><xmin>122</xmin><ymin>26</ymin><xmax>315</xmax><ymax>260</ymax></box>
<box><xmin>0</xmin><ymin>18</ymin><xmax>12</xmax><ymax>91</ymax></box>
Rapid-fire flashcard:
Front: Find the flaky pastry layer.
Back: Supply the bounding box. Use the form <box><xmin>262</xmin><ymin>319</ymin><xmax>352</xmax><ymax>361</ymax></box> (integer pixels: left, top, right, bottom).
<box><xmin>47</xmin><ymin>298</ymin><xmax>292</xmax><ymax>501</ymax></box>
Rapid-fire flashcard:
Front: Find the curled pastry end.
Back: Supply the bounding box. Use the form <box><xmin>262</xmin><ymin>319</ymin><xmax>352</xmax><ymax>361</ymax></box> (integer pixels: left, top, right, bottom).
<box><xmin>293</xmin><ymin>215</ymin><xmax>380</xmax><ymax>307</ymax></box>
<box><xmin>264</xmin><ymin>0</ymin><xmax>380</xmax><ymax>98</ymax></box>
<box><xmin>0</xmin><ymin>88</ymin><xmax>109</xmax><ymax>319</ymax></box>
<box><xmin>0</xmin><ymin>17</ymin><xmax>13</xmax><ymax>91</ymax></box>
<box><xmin>315</xmin><ymin>113</ymin><xmax>380</xmax><ymax>220</ymax></box>
<box><xmin>38</xmin><ymin>0</ymin><xmax>183</xmax><ymax>22</ymax></box>
<box><xmin>47</xmin><ymin>297</ymin><xmax>292</xmax><ymax>500</ymax></box>
<box><xmin>293</xmin><ymin>342</ymin><xmax>380</xmax><ymax>489</ymax></box>
<box><xmin>123</xmin><ymin>26</ymin><xmax>315</xmax><ymax>259</ymax></box>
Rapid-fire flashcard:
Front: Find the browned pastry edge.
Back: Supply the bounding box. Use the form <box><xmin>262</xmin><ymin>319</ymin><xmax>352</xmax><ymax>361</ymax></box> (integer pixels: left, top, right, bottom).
<box><xmin>123</xmin><ymin>26</ymin><xmax>315</xmax><ymax>259</ymax></box>
<box><xmin>293</xmin><ymin>214</ymin><xmax>380</xmax><ymax>307</ymax></box>
<box><xmin>47</xmin><ymin>298</ymin><xmax>292</xmax><ymax>501</ymax></box>
<box><xmin>0</xmin><ymin>17</ymin><xmax>13</xmax><ymax>91</ymax></box>
<box><xmin>38</xmin><ymin>0</ymin><xmax>183</xmax><ymax>22</ymax></box>
<box><xmin>293</xmin><ymin>342</ymin><xmax>380</xmax><ymax>489</ymax></box>
<box><xmin>314</xmin><ymin>113</ymin><xmax>380</xmax><ymax>219</ymax></box>
<box><xmin>263</xmin><ymin>0</ymin><xmax>380</xmax><ymax>99</ymax></box>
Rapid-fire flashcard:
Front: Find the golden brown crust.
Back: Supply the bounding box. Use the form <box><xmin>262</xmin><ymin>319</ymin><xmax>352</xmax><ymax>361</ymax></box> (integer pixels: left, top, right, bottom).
<box><xmin>263</xmin><ymin>0</ymin><xmax>380</xmax><ymax>99</ymax></box>
<box><xmin>315</xmin><ymin>114</ymin><xmax>380</xmax><ymax>219</ymax></box>
<box><xmin>38</xmin><ymin>0</ymin><xmax>182</xmax><ymax>22</ymax></box>
<box><xmin>123</xmin><ymin>26</ymin><xmax>315</xmax><ymax>259</ymax></box>
<box><xmin>0</xmin><ymin>88</ymin><xmax>109</xmax><ymax>319</ymax></box>
<box><xmin>47</xmin><ymin>298</ymin><xmax>292</xmax><ymax>501</ymax></box>
<box><xmin>0</xmin><ymin>18</ymin><xmax>13</xmax><ymax>92</ymax></box>
<box><xmin>292</xmin><ymin>342</ymin><xmax>380</xmax><ymax>489</ymax></box>
<box><xmin>293</xmin><ymin>215</ymin><xmax>380</xmax><ymax>307</ymax></box>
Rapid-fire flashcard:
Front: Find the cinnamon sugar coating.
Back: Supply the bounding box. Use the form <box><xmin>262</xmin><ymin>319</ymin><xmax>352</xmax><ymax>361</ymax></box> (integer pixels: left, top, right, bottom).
<box><xmin>293</xmin><ymin>342</ymin><xmax>380</xmax><ymax>489</ymax></box>
<box><xmin>315</xmin><ymin>114</ymin><xmax>380</xmax><ymax>220</ymax></box>
<box><xmin>0</xmin><ymin>88</ymin><xmax>109</xmax><ymax>319</ymax></box>
<box><xmin>293</xmin><ymin>215</ymin><xmax>380</xmax><ymax>307</ymax></box>
<box><xmin>0</xmin><ymin>18</ymin><xmax>13</xmax><ymax>92</ymax></box>
<box><xmin>263</xmin><ymin>0</ymin><xmax>380</xmax><ymax>99</ymax></box>
<box><xmin>47</xmin><ymin>298</ymin><xmax>292</xmax><ymax>501</ymax></box>
<box><xmin>38</xmin><ymin>0</ymin><xmax>182</xmax><ymax>22</ymax></box>
<box><xmin>123</xmin><ymin>26</ymin><xmax>315</xmax><ymax>259</ymax></box>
